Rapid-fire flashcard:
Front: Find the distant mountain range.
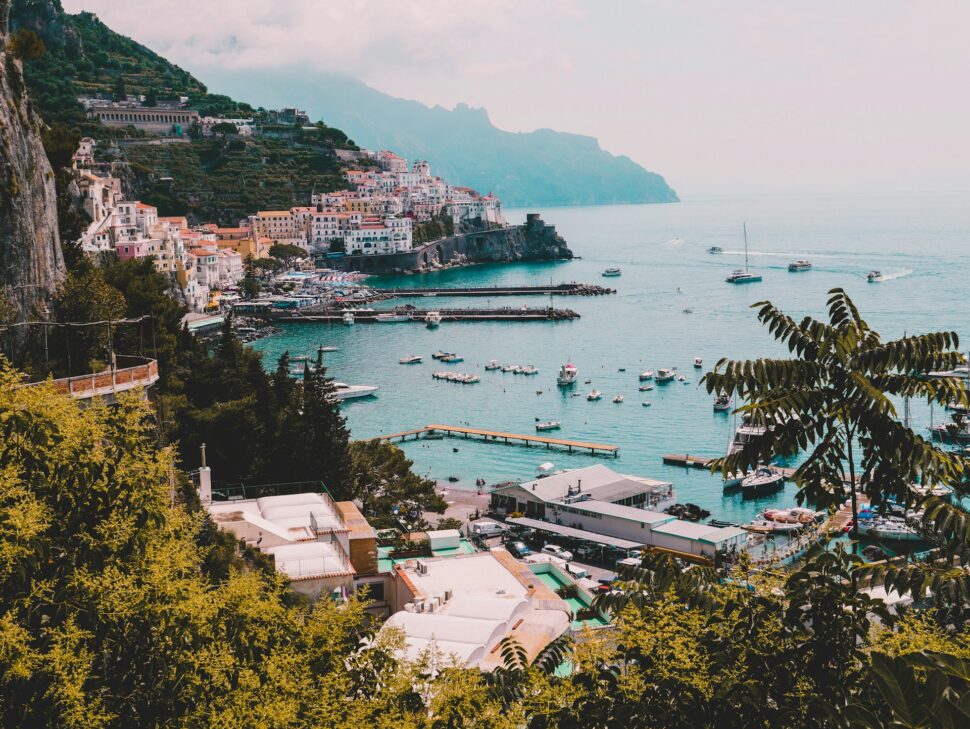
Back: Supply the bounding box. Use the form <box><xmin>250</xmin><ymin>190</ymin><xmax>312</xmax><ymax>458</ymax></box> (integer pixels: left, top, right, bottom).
<box><xmin>202</xmin><ymin>69</ymin><xmax>679</xmax><ymax>208</ymax></box>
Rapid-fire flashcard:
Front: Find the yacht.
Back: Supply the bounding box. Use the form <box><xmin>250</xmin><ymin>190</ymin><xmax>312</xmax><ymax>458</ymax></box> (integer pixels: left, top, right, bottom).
<box><xmin>587</xmin><ymin>390</ymin><xmax>603</xmax><ymax>401</ymax></box>
<box><xmin>788</xmin><ymin>260</ymin><xmax>812</xmax><ymax>272</ymax></box>
<box><xmin>485</xmin><ymin>360</ymin><xmax>502</xmax><ymax>371</ymax></box>
<box><xmin>602</xmin><ymin>267</ymin><xmax>622</xmax><ymax>277</ymax></box>
<box><xmin>867</xmin><ymin>271</ymin><xmax>882</xmax><ymax>282</ymax></box>
<box><xmin>707</xmin><ymin>246</ymin><xmax>723</xmax><ymax>254</ymax></box>
<box><xmin>399</xmin><ymin>355</ymin><xmax>423</xmax><ymax>364</ymax></box>
<box><xmin>740</xmin><ymin>467</ymin><xmax>785</xmax><ymax>498</ymax></box>
<box><xmin>855</xmin><ymin>516</ymin><xmax>921</xmax><ymax>542</ymax></box>
<box><xmin>713</xmin><ymin>392</ymin><xmax>732</xmax><ymax>412</ymax></box>
<box><xmin>693</xmin><ymin>357</ymin><xmax>703</xmax><ymax>369</ymax></box>
<box><xmin>725</xmin><ymin>224</ymin><xmax>762</xmax><ymax>284</ymax></box>
<box><xmin>425</xmin><ymin>310</ymin><xmax>442</xmax><ymax>328</ymax></box>
<box><xmin>331</xmin><ymin>382</ymin><xmax>379</xmax><ymax>401</ymax></box>
<box><xmin>557</xmin><ymin>362</ymin><xmax>578</xmax><ymax>386</ymax></box>
<box><xmin>376</xmin><ymin>312</ymin><xmax>410</xmax><ymax>323</ymax></box>
<box><xmin>341</xmin><ymin>311</ymin><xmax>355</xmax><ymax>326</ymax></box>
<box><xmin>656</xmin><ymin>368</ymin><xmax>676</xmax><ymax>383</ymax></box>
<box><xmin>639</xmin><ymin>370</ymin><xmax>654</xmax><ymax>381</ymax></box>
<box><xmin>535</xmin><ymin>421</ymin><xmax>561</xmax><ymax>432</ymax></box>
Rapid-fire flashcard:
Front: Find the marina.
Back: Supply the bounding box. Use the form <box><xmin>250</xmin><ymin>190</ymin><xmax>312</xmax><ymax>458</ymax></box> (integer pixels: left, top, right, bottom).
<box><xmin>373</xmin><ymin>424</ymin><xmax>619</xmax><ymax>457</ymax></box>
<box><xmin>380</xmin><ymin>282</ymin><xmax>615</xmax><ymax>297</ymax></box>
<box><xmin>267</xmin><ymin>306</ymin><xmax>581</xmax><ymax>323</ymax></box>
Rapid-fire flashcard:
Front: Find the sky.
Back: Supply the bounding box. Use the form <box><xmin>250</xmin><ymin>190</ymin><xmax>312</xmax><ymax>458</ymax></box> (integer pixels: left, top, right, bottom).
<box><xmin>63</xmin><ymin>0</ymin><xmax>970</xmax><ymax>195</ymax></box>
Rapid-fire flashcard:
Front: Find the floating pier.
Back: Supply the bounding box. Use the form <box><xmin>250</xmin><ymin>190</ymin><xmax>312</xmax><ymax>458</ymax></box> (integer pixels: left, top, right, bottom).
<box><xmin>372</xmin><ymin>424</ymin><xmax>619</xmax><ymax>457</ymax></box>
<box><xmin>381</xmin><ymin>283</ymin><xmax>615</xmax><ymax>298</ymax></box>
<box><xmin>662</xmin><ymin>453</ymin><xmax>797</xmax><ymax>479</ymax></box>
<box><xmin>273</xmin><ymin>307</ymin><xmax>580</xmax><ymax>323</ymax></box>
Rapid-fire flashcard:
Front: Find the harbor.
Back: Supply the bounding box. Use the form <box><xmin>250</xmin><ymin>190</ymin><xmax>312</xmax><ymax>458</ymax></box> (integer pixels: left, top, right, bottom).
<box><xmin>374</xmin><ymin>424</ymin><xmax>619</xmax><ymax>457</ymax></box>
<box><xmin>379</xmin><ymin>282</ymin><xmax>615</xmax><ymax>297</ymax></box>
<box><xmin>247</xmin><ymin>306</ymin><xmax>580</xmax><ymax>323</ymax></box>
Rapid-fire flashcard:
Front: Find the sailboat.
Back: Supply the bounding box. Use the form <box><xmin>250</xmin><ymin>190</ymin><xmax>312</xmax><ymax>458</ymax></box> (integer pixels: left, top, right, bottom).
<box><xmin>725</xmin><ymin>223</ymin><xmax>763</xmax><ymax>284</ymax></box>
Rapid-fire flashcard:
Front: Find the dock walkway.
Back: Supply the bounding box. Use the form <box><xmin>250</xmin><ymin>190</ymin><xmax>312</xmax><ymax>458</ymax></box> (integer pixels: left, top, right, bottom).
<box><xmin>372</xmin><ymin>424</ymin><xmax>619</xmax><ymax>457</ymax></box>
<box><xmin>381</xmin><ymin>283</ymin><xmax>615</xmax><ymax>298</ymax></box>
<box><xmin>274</xmin><ymin>307</ymin><xmax>579</xmax><ymax>323</ymax></box>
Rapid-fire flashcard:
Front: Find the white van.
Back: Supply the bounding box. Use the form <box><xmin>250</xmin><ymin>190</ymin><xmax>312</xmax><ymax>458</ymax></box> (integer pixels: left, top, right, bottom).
<box><xmin>469</xmin><ymin>519</ymin><xmax>508</xmax><ymax>538</ymax></box>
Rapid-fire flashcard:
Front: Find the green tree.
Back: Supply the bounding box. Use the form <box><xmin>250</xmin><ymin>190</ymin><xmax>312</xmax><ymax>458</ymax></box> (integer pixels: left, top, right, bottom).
<box><xmin>50</xmin><ymin>263</ymin><xmax>126</xmax><ymax>375</ymax></box>
<box><xmin>111</xmin><ymin>74</ymin><xmax>126</xmax><ymax>102</ymax></box>
<box><xmin>269</xmin><ymin>243</ymin><xmax>309</xmax><ymax>263</ymax></box>
<box><xmin>348</xmin><ymin>440</ymin><xmax>446</xmax><ymax>527</ymax></box>
<box><xmin>241</xmin><ymin>254</ymin><xmax>261</xmax><ymax>298</ymax></box>
<box><xmin>8</xmin><ymin>28</ymin><xmax>45</xmax><ymax>61</ymax></box>
<box><xmin>702</xmin><ymin>288</ymin><xmax>965</xmax><ymax>534</ymax></box>
<box><xmin>144</xmin><ymin>87</ymin><xmax>157</xmax><ymax>107</ymax></box>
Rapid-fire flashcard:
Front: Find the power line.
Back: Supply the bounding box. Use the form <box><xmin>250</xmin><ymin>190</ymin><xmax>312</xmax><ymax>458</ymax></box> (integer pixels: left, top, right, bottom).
<box><xmin>0</xmin><ymin>315</ymin><xmax>153</xmax><ymax>333</ymax></box>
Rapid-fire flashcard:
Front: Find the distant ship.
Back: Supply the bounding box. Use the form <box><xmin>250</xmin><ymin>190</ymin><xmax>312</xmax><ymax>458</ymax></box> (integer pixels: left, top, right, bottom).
<box><xmin>725</xmin><ymin>224</ymin><xmax>762</xmax><ymax>284</ymax></box>
<box><xmin>602</xmin><ymin>267</ymin><xmax>622</xmax><ymax>277</ymax></box>
<box><xmin>788</xmin><ymin>260</ymin><xmax>812</xmax><ymax>272</ymax></box>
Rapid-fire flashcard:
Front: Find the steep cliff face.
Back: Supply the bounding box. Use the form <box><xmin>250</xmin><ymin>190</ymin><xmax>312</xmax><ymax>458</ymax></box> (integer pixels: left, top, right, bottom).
<box><xmin>0</xmin><ymin>0</ymin><xmax>64</xmax><ymax>322</ymax></box>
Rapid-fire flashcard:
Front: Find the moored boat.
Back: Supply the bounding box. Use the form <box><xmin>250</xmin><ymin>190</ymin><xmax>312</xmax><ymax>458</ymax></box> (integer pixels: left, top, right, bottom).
<box><xmin>639</xmin><ymin>383</ymin><xmax>654</xmax><ymax>391</ymax></box>
<box><xmin>694</xmin><ymin>357</ymin><xmax>703</xmax><ymax>369</ymax></box>
<box><xmin>535</xmin><ymin>420</ymin><xmax>561</xmax><ymax>432</ymax></box>
<box><xmin>602</xmin><ymin>267</ymin><xmax>622</xmax><ymax>277</ymax></box>
<box><xmin>713</xmin><ymin>392</ymin><xmax>732</xmax><ymax>412</ymax></box>
<box><xmin>613</xmin><ymin>395</ymin><xmax>624</xmax><ymax>403</ymax></box>
<box><xmin>656</xmin><ymin>368</ymin><xmax>676</xmax><ymax>383</ymax></box>
<box><xmin>376</xmin><ymin>312</ymin><xmax>410</xmax><ymax>323</ymax></box>
<box><xmin>639</xmin><ymin>370</ymin><xmax>654</xmax><ymax>381</ymax></box>
<box><xmin>441</xmin><ymin>354</ymin><xmax>464</xmax><ymax>363</ymax></box>
<box><xmin>587</xmin><ymin>390</ymin><xmax>603</xmax><ymax>401</ymax></box>
<box><xmin>342</xmin><ymin>311</ymin><xmax>355</xmax><ymax>326</ymax></box>
<box><xmin>740</xmin><ymin>467</ymin><xmax>785</xmax><ymax>498</ymax></box>
<box><xmin>485</xmin><ymin>359</ymin><xmax>502</xmax><ymax>371</ymax></box>
<box><xmin>330</xmin><ymin>382</ymin><xmax>378</xmax><ymax>401</ymax></box>
<box><xmin>726</xmin><ymin>224</ymin><xmax>762</xmax><ymax>284</ymax></box>
<box><xmin>425</xmin><ymin>310</ymin><xmax>442</xmax><ymax>328</ymax></box>
<box><xmin>557</xmin><ymin>362</ymin><xmax>578</xmax><ymax>386</ymax></box>
<box><xmin>788</xmin><ymin>259</ymin><xmax>812</xmax><ymax>272</ymax></box>
<box><xmin>399</xmin><ymin>354</ymin><xmax>423</xmax><ymax>364</ymax></box>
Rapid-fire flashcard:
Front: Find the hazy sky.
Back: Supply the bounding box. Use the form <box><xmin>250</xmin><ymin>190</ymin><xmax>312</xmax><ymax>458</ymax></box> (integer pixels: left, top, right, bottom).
<box><xmin>63</xmin><ymin>1</ymin><xmax>970</xmax><ymax>195</ymax></box>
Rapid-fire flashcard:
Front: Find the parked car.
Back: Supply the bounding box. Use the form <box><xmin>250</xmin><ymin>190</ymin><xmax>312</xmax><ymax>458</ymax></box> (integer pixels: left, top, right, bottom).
<box><xmin>541</xmin><ymin>544</ymin><xmax>573</xmax><ymax>561</ymax></box>
<box><xmin>506</xmin><ymin>541</ymin><xmax>532</xmax><ymax>558</ymax></box>
<box><xmin>575</xmin><ymin>544</ymin><xmax>600</xmax><ymax>560</ymax></box>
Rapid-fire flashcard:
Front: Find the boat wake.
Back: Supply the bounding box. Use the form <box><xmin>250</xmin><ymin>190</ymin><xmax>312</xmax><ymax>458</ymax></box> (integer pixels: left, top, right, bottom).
<box><xmin>666</xmin><ymin>237</ymin><xmax>687</xmax><ymax>246</ymax></box>
<box><xmin>873</xmin><ymin>269</ymin><xmax>914</xmax><ymax>282</ymax></box>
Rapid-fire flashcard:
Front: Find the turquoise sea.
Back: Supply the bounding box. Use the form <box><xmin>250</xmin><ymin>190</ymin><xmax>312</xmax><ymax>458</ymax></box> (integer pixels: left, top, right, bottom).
<box><xmin>252</xmin><ymin>192</ymin><xmax>970</xmax><ymax>526</ymax></box>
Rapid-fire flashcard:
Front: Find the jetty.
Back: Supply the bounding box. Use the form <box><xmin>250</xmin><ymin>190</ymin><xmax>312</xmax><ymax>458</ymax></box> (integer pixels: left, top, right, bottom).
<box><xmin>273</xmin><ymin>307</ymin><xmax>580</xmax><ymax>323</ymax></box>
<box><xmin>372</xmin><ymin>424</ymin><xmax>619</xmax><ymax>457</ymax></box>
<box><xmin>381</xmin><ymin>283</ymin><xmax>615</xmax><ymax>298</ymax></box>
<box><xmin>662</xmin><ymin>453</ymin><xmax>797</xmax><ymax>479</ymax></box>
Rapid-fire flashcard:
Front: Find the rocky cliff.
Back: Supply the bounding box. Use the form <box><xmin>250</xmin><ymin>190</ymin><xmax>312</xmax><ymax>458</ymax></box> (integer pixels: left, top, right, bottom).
<box><xmin>0</xmin><ymin>0</ymin><xmax>64</xmax><ymax>322</ymax></box>
<box><xmin>334</xmin><ymin>214</ymin><xmax>572</xmax><ymax>274</ymax></box>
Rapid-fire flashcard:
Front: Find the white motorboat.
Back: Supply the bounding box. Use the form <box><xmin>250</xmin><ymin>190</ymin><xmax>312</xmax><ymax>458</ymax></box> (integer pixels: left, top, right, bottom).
<box><xmin>485</xmin><ymin>360</ymin><xmax>502</xmax><ymax>371</ymax></box>
<box><xmin>331</xmin><ymin>382</ymin><xmax>378</xmax><ymax>401</ymax></box>
<box><xmin>342</xmin><ymin>311</ymin><xmax>355</xmax><ymax>326</ymax></box>
<box><xmin>425</xmin><ymin>310</ymin><xmax>442</xmax><ymax>328</ymax></box>
<box><xmin>602</xmin><ymin>267</ymin><xmax>622</xmax><ymax>277</ymax></box>
<box><xmin>432</xmin><ymin>351</ymin><xmax>453</xmax><ymax>360</ymax></box>
<box><xmin>535</xmin><ymin>421</ymin><xmax>561</xmax><ymax>432</ymax></box>
<box><xmin>319</xmin><ymin>345</ymin><xmax>339</xmax><ymax>352</ymax></box>
<box><xmin>557</xmin><ymin>362</ymin><xmax>578</xmax><ymax>386</ymax></box>
<box><xmin>639</xmin><ymin>370</ymin><xmax>654</xmax><ymax>381</ymax></box>
<box><xmin>521</xmin><ymin>365</ymin><xmax>539</xmax><ymax>375</ymax></box>
<box><xmin>587</xmin><ymin>390</ymin><xmax>603</xmax><ymax>401</ymax></box>
<box><xmin>742</xmin><ymin>519</ymin><xmax>801</xmax><ymax>534</ymax></box>
<box><xmin>656</xmin><ymin>368</ymin><xmax>676</xmax><ymax>383</ymax></box>
<box><xmin>399</xmin><ymin>355</ymin><xmax>423</xmax><ymax>364</ymax></box>
<box><xmin>713</xmin><ymin>393</ymin><xmax>732</xmax><ymax>411</ymax></box>
<box><xmin>677</xmin><ymin>375</ymin><xmax>687</xmax><ymax>382</ymax></box>
<box><xmin>613</xmin><ymin>395</ymin><xmax>624</xmax><ymax>403</ymax></box>
<box><xmin>693</xmin><ymin>357</ymin><xmax>703</xmax><ymax>369</ymax></box>
<box><xmin>376</xmin><ymin>312</ymin><xmax>410</xmax><ymax>323</ymax></box>
<box><xmin>856</xmin><ymin>518</ymin><xmax>921</xmax><ymax>542</ymax></box>
<box><xmin>501</xmin><ymin>363</ymin><xmax>517</xmax><ymax>373</ymax></box>
<box><xmin>441</xmin><ymin>354</ymin><xmax>464</xmax><ymax>363</ymax></box>
<box><xmin>788</xmin><ymin>260</ymin><xmax>812</xmax><ymax>272</ymax></box>
<box><xmin>867</xmin><ymin>270</ymin><xmax>882</xmax><ymax>282</ymax></box>
<box><xmin>639</xmin><ymin>384</ymin><xmax>654</xmax><ymax>392</ymax></box>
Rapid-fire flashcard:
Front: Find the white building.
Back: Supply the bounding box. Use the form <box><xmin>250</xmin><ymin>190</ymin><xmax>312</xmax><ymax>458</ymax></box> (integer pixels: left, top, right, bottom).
<box><xmin>343</xmin><ymin>216</ymin><xmax>412</xmax><ymax>255</ymax></box>
<box><xmin>383</xmin><ymin>550</ymin><xmax>571</xmax><ymax>671</ymax></box>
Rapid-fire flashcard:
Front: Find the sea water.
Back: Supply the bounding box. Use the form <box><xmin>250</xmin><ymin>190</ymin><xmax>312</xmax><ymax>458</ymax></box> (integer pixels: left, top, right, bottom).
<box><xmin>251</xmin><ymin>191</ymin><xmax>970</xmax><ymax>526</ymax></box>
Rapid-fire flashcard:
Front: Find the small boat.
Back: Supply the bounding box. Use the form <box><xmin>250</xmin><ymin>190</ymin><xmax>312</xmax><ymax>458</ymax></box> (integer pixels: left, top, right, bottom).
<box><xmin>642</xmin><ymin>401</ymin><xmax>652</xmax><ymax>407</ymax></box>
<box><xmin>740</xmin><ymin>467</ymin><xmax>785</xmax><ymax>498</ymax></box>
<box><xmin>639</xmin><ymin>370</ymin><xmax>654</xmax><ymax>381</ymax></box>
<box><xmin>425</xmin><ymin>310</ymin><xmax>442</xmax><ymax>328</ymax></box>
<box><xmin>677</xmin><ymin>375</ymin><xmax>687</xmax><ymax>382</ymax></box>
<box><xmin>376</xmin><ymin>312</ymin><xmax>410</xmax><ymax>323</ymax></box>
<box><xmin>330</xmin><ymin>382</ymin><xmax>379</xmax><ymax>401</ymax></box>
<box><xmin>713</xmin><ymin>392</ymin><xmax>732</xmax><ymax>412</ymax></box>
<box><xmin>485</xmin><ymin>360</ymin><xmax>502</xmax><ymax>371</ymax></box>
<box><xmin>656</xmin><ymin>368</ymin><xmax>676</xmax><ymax>383</ymax></box>
<box><xmin>788</xmin><ymin>260</ymin><xmax>812</xmax><ymax>272</ymax></box>
<box><xmin>319</xmin><ymin>345</ymin><xmax>339</xmax><ymax>352</ymax></box>
<box><xmin>682</xmin><ymin>308</ymin><xmax>694</xmax><ymax>314</ymax></box>
<box><xmin>535</xmin><ymin>421</ymin><xmax>561</xmax><ymax>432</ymax></box>
<box><xmin>613</xmin><ymin>395</ymin><xmax>624</xmax><ymax>403</ymax></box>
<box><xmin>289</xmin><ymin>367</ymin><xmax>306</xmax><ymax>376</ymax></box>
<box><xmin>867</xmin><ymin>270</ymin><xmax>882</xmax><ymax>282</ymax></box>
<box><xmin>441</xmin><ymin>354</ymin><xmax>464</xmax><ymax>363</ymax></box>
<box><xmin>501</xmin><ymin>363</ymin><xmax>516</xmax><ymax>373</ymax></box>
<box><xmin>587</xmin><ymin>390</ymin><xmax>603</xmax><ymax>401</ymax></box>
<box><xmin>602</xmin><ymin>267</ymin><xmax>622</xmax><ymax>277</ymax></box>
<box><xmin>639</xmin><ymin>384</ymin><xmax>654</xmax><ymax>392</ymax></box>
<box><xmin>693</xmin><ymin>357</ymin><xmax>703</xmax><ymax>369</ymax></box>
<box><xmin>707</xmin><ymin>246</ymin><xmax>723</xmax><ymax>254</ymax></box>
<box><xmin>431</xmin><ymin>351</ymin><xmax>453</xmax><ymax>360</ymax></box>
<box><xmin>557</xmin><ymin>362</ymin><xmax>578</xmax><ymax>386</ymax></box>
<box><xmin>291</xmin><ymin>355</ymin><xmax>309</xmax><ymax>361</ymax></box>
<box><xmin>342</xmin><ymin>312</ymin><xmax>355</xmax><ymax>326</ymax></box>
<box><xmin>618</xmin><ymin>367</ymin><xmax>626</xmax><ymax>372</ymax></box>
<box><xmin>726</xmin><ymin>224</ymin><xmax>762</xmax><ymax>284</ymax></box>
<box><xmin>521</xmin><ymin>365</ymin><xmax>539</xmax><ymax>375</ymax></box>
<box><xmin>399</xmin><ymin>355</ymin><xmax>422</xmax><ymax>364</ymax></box>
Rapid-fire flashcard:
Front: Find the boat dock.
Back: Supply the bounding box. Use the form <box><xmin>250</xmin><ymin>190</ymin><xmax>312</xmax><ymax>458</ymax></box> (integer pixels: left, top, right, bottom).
<box><xmin>372</xmin><ymin>424</ymin><xmax>619</xmax><ymax>457</ymax></box>
<box><xmin>662</xmin><ymin>453</ymin><xmax>797</xmax><ymax>478</ymax></box>
<box><xmin>273</xmin><ymin>307</ymin><xmax>580</xmax><ymax>323</ymax></box>
<box><xmin>381</xmin><ymin>283</ymin><xmax>615</xmax><ymax>298</ymax></box>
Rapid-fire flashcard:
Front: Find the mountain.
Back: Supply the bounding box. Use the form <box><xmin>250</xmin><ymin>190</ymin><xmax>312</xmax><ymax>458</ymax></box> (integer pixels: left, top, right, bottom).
<box><xmin>199</xmin><ymin>69</ymin><xmax>679</xmax><ymax>208</ymax></box>
<box><xmin>0</xmin><ymin>0</ymin><xmax>64</xmax><ymax>322</ymax></box>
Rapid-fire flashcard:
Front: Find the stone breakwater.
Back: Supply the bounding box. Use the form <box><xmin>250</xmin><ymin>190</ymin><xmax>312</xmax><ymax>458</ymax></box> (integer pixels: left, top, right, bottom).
<box><xmin>333</xmin><ymin>213</ymin><xmax>572</xmax><ymax>274</ymax></box>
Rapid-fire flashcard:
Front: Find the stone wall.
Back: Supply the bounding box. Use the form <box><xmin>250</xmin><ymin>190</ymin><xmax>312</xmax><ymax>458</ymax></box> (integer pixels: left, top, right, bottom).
<box><xmin>332</xmin><ymin>213</ymin><xmax>573</xmax><ymax>274</ymax></box>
